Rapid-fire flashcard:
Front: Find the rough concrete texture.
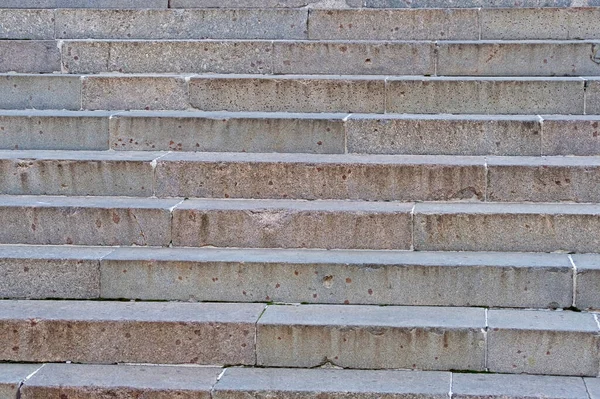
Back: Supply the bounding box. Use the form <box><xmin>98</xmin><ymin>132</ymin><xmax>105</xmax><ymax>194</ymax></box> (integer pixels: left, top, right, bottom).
<box><xmin>189</xmin><ymin>75</ymin><xmax>385</xmax><ymax>113</ymax></box>
<box><xmin>2</xmin><ymin>0</ymin><xmax>167</xmax><ymax>8</ymax></box>
<box><xmin>56</xmin><ymin>9</ymin><xmax>307</xmax><ymax>40</ymax></box>
<box><xmin>413</xmin><ymin>202</ymin><xmax>600</xmax><ymax>253</ymax></box>
<box><xmin>0</xmin><ymin>150</ymin><xmax>159</xmax><ymax>197</ymax></box>
<box><xmin>0</xmin><ymin>110</ymin><xmax>110</xmax><ymax>151</ymax></box>
<box><xmin>386</xmin><ymin>77</ymin><xmax>585</xmax><ymax>114</ymax></box>
<box><xmin>0</xmin><ymin>300</ymin><xmax>264</xmax><ymax>364</ymax></box>
<box><xmin>0</xmin><ymin>364</ymin><xmax>42</xmax><ymax>399</ymax></box>
<box><xmin>0</xmin><ymin>9</ymin><xmax>54</xmax><ymax>39</ymax></box>
<box><xmin>257</xmin><ymin>304</ymin><xmax>486</xmax><ymax>370</ymax></box>
<box><xmin>171</xmin><ymin>0</ymin><xmax>362</xmax><ymax>7</ymax></box>
<box><xmin>273</xmin><ymin>41</ymin><xmax>434</xmax><ymax>75</ymax></box>
<box><xmin>0</xmin><ymin>41</ymin><xmax>60</xmax><ymax>74</ymax></box>
<box><xmin>20</xmin><ymin>364</ymin><xmax>220</xmax><ymax>399</ymax></box>
<box><xmin>346</xmin><ymin>114</ymin><xmax>542</xmax><ymax>156</ymax></box>
<box><xmin>308</xmin><ymin>9</ymin><xmax>479</xmax><ymax>40</ymax></box>
<box><xmin>155</xmin><ymin>152</ymin><xmax>485</xmax><ymax>201</ymax></box>
<box><xmin>172</xmin><ymin>199</ymin><xmax>413</xmax><ymax>250</ymax></box>
<box><xmin>214</xmin><ymin>368</ymin><xmax>451</xmax><ymax>399</ymax></box>
<box><xmin>82</xmin><ymin>75</ymin><xmax>188</xmax><ymax>111</ymax></box>
<box><xmin>452</xmin><ymin>373</ymin><xmax>589</xmax><ymax>399</ymax></box>
<box><xmin>99</xmin><ymin>247</ymin><xmax>572</xmax><ymax>308</ymax></box>
<box><xmin>587</xmin><ymin>79</ymin><xmax>600</xmax><ymax>115</ymax></box>
<box><xmin>572</xmin><ymin>254</ymin><xmax>600</xmax><ymax>310</ymax></box>
<box><xmin>0</xmin><ymin>74</ymin><xmax>81</xmax><ymax>111</ymax></box>
<box><xmin>542</xmin><ymin>115</ymin><xmax>600</xmax><ymax>155</ymax></box>
<box><xmin>365</xmin><ymin>0</ymin><xmax>600</xmax><ymax>7</ymax></box>
<box><xmin>586</xmin><ymin>378</ymin><xmax>600</xmax><ymax>399</ymax></box>
<box><xmin>109</xmin><ymin>111</ymin><xmax>346</xmax><ymax>154</ymax></box>
<box><xmin>487</xmin><ymin>309</ymin><xmax>600</xmax><ymax>376</ymax></box>
<box><xmin>487</xmin><ymin>156</ymin><xmax>600</xmax><ymax>202</ymax></box>
<box><xmin>0</xmin><ymin>196</ymin><xmax>178</xmax><ymax>246</ymax></box>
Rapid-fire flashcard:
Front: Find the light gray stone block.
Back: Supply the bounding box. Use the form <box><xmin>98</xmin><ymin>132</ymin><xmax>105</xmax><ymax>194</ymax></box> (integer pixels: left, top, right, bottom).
<box><xmin>386</xmin><ymin>77</ymin><xmax>585</xmax><ymax>114</ymax></box>
<box><xmin>487</xmin><ymin>309</ymin><xmax>600</xmax><ymax>376</ymax></box>
<box><xmin>0</xmin><ymin>74</ymin><xmax>81</xmax><ymax>111</ymax></box>
<box><xmin>273</xmin><ymin>41</ymin><xmax>434</xmax><ymax>75</ymax></box>
<box><xmin>214</xmin><ymin>368</ymin><xmax>451</xmax><ymax>399</ymax></box>
<box><xmin>0</xmin><ymin>110</ymin><xmax>110</xmax><ymax>151</ymax></box>
<box><xmin>0</xmin><ymin>364</ymin><xmax>42</xmax><ymax>399</ymax></box>
<box><xmin>2</xmin><ymin>0</ymin><xmax>167</xmax><ymax>8</ymax></box>
<box><xmin>346</xmin><ymin>114</ymin><xmax>542</xmax><ymax>156</ymax></box>
<box><xmin>0</xmin><ymin>300</ymin><xmax>263</xmax><ymax>364</ymax></box>
<box><xmin>20</xmin><ymin>364</ymin><xmax>220</xmax><ymax>399</ymax></box>
<box><xmin>172</xmin><ymin>199</ymin><xmax>413</xmax><ymax>250</ymax></box>
<box><xmin>365</xmin><ymin>0</ymin><xmax>597</xmax><ymax>7</ymax></box>
<box><xmin>572</xmin><ymin>254</ymin><xmax>600</xmax><ymax>310</ymax></box>
<box><xmin>0</xmin><ymin>244</ymin><xmax>113</xmax><ymax>299</ymax></box>
<box><xmin>109</xmin><ymin>111</ymin><xmax>346</xmax><ymax>154</ymax></box>
<box><xmin>0</xmin><ymin>41</ymin><xmax>60</xmax><ymax>74</ymax></box>
<box><xmin>542</xmin><ymin>115</ymin><xmax>600</xmax><ymax>155</ymax></box>
<box><xmin>308</xmin><ymin>9</ymin><xmax>478</xmax><ymax>40</ymax></box>
<box><xmin>453</xmin><ymin>373</ymin><xmax>589</xmax><ymax>399</ymax></box>
<box><xmin>587</xmin><ymin>79</ymin><xmax>600</xmax><ymax>115</ymax></box>
<box><xmin>82</xmin><ymin>75</ymin><xmax>188</xmax><ymax>111</ymax></box>
<box><xmin>257</xmin><ymin>304</ymin><xmax>486</xmax><ymax>370</ymax></box>
<box><xmin>171</xmin><ymin>0</ymin><xmax>362</xmax><ymax>7</ymax></box>
<box><xmin>0</xmin><ymin>9</ymin><xmax>55</xmax><ymax>39</ymax></box>
<box><xmin>189</xmin><ymin>75</ymin><xmax>385</xmax><ymax>113</ymax></box>
<box><xmin>586</xmin><ymin>378</ymin><xmax>600</xmax><ymax>399</ymax></box>
<box><xmin>0</xmin><ymin>195</ymin><xmax>178</xmax><ymax>246</ymax></box>
<box><xmin>414</xmin><ymin>202</ymin><xmax>600</xmax><ymax>253</ymax></box>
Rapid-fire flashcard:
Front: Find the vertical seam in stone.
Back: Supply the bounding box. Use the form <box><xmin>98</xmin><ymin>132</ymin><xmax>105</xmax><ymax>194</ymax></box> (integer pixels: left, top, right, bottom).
<box><xmin>80</xmin><ymin>75</ymin><xmax>85</xmax><ymax>111</ymax></box>
<box><xmin>255</xmin><ymin>304</ymin><xmax>269</xmax><ymax>366</ymax></box>
<box><xmin>185</xmin><ymin>76</ymin><xmax>192</xmax><ymax>109</ymax></box>
<box><xmin>98</xmin><ymin>247</ymin><xmax>119</xmax><ymax>299</ymax></box>
<box><xmin>210</xmin><ymin>368</ymin><xmax>227</xmax><ymax>398</ymax></box>
<box><xmin>16</xmin><ymin>364</ymin><xmax>46</xmax><ymax>399</ymax></box>
<box><xmin>448</xmin><ymin>372</ymin><xmax>453</xmax><ymax>398</ymax></box>
<box><xmin>150</xmin><ymin>151</ymin><xmax>171</xmax><ymax>198</ymax></box>
<box><xmin>168</xmin><ymin>198</ymin><xmax>186</xmax><ymax>248</ymax></box>
<box><xmin>483</xmin><ymin>156</ymin><xmax>488</xmax><ymax>202</ymax></box>
<box><xmin>484</xmin><ymin>307</ymin><xmax>489</xmax><ymax>372</ymax></box>
<box><xmin>569</xmin><ymin>254</ymin><xmax>578</xmax><ymax>308</ymax></box>
<box><xmin>594</xmin><ymin>313</ymin><xmax>600</xmax><ymax>331</ymax></box>
<box><xmin>537</xmin><ymin>115</ymin><xmax>544</xmax><ymax>156</ymax></box>
<box><xmin>343</xmin><ymin>113</ymin><xmax>352</xmax><ymax>154</ymax></box>
<box><xmin>477</xmin><ymin>8</ymin><xmax>482</xmax><ymax>41</ymax></box>
<box><xmin>383</xmin><ymin>76</ymin><xmax>389</xmax><ymax>113</ymax></box>
<box><xmin>305</xmin><ymin>9</ymin><xmax>311</xmax><ymax>40</ymax></box>
<box><xmin>583</xmin><ymin>377</ymin><xmax>593</xmax><ymax>398</ymax></box>
<box><xmin>410</xmin><ymin>203</ymin><xmax>416</xmax><ymax>251</ymax></box>
<box><xmin>57</xmin><ymin>40</ymin><xmax>66</xmax><ymax>74</ymax></box>
<box><xmin>53</xmin><ymin>9</ymin><xmax>57</xmax><ymax>40</ymax></box>
<box><xmin>584</xmin><ymin>78</ymin><xmax>589</xmax><ymax>115</ymax></box>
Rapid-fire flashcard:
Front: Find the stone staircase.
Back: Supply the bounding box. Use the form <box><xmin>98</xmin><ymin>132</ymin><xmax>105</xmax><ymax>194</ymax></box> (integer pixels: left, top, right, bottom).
<box><xmin>1</xmin><ymin>1</ymin><xmax>600</xmax><ymax>398</ymax></box>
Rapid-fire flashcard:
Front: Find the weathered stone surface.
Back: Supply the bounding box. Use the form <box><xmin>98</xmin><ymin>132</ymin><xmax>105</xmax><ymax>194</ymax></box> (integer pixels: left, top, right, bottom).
<box><xmin>365</xmin><ymin>0</ymin><xmax>599</xmax><ymax>7</ymax></box>
<box><xmin>572</xmin><ymin>254</ymin><xmax>600</xmax><ymax>310</ymax></box>
<box><xmin>0</xmin><ymin>364</ymin><xmax>42</xmax><ymax>399</ymax></box>
<box><xmin>386</xmin><ymin>77</ymin><xmax>585</xmax><ymax>114</ymax></box>
<box><xmin>413</xmin><ymin>202</ymin><xmax>600</xmax><ymax>253</ymax></box>
<box><xmin>3</xmin><ymin>0</ymin><xmax>167</xmax><ymax>8</ymax></box>
<box><xmin>0</xmin><ymin>41</ymin><xmax>60</xmax><ymax>74</ymax></box>
<box><xmin>109</xmin><ymin>111</ymin><xmax>346</xmax><ymax>154</ymax></box>
<box><xmin>0</xmin><ymin>300</ymin><xmax>263</xmax><ymax>364</ymax></box>
<box><xmin>214</xmin><ymin>368</ymin><xmax>451</xmax><ymax>399</ymax></box>
<box><xmin>346</xmin><ymin>114</ymin><xmax>541</xmax><ymax>156</ymax></box>
<box><xmin>0</xmin><ymin>9</ymin><xmax>55</xmax><ymax>39</ymax></box>
<box><xmin>82</xmin><ymin>75</ymin><xmax>188</xmax><ymax>111</ymax></box>
<box><xmin>542</xmin><ymin>115</ymin><xmax>600</xmax><ymax>155</ymax></box>
<box><xmin>189</xmin><ymin>75</ymin><xmax>385</xmax><ymax>113</ymax></box>
<box><xmin>172</xmin><ymin>199</ymin><xmax>413</xmax><ymax>250</ymax></box>
<box><xmin>587</xmin><ymin>78</ymin><xmax>600</xmax><ymax>115</ymax></box>
<box><xmin>171</xmin><ymin>0</ymin><xmax>362</xmax><ymax>7</ymax></box>
<box><xmin>0</xmin><ymin>245</ymin><xmax>112</xmax><ymax>299</ymax></box>
<box><xmin>257</xmin><ymin>304</ymin><xmax>486</xmax><ymax>370</ymax></box>
<box><xmin>0</xmin><ymin>196</ymin><xmax>178</xmax><ymax>246</ymax></box>
<box><xmin>308</xmin><ymin>9</ymin><xmax>478</xmax><ymax>40</ymax></box>
<box><xmin>586</xmin><ymin>377</ymin><xmax>600</xmax><ymax>399</ymax></box>
<box><xmin>487</xmin><ymin>309</ymin><xmax>600</xmax><ymax>376</ymax></box>
<box><xmin>0</xmin><ymin>110</ymin><xmax>110</xmax><ymax>151</ymax></box>
<box><xmin>20</xmin><ymin>364</ymin><xmax>220</xmax><ymax>399</ymax></box>
<box><xmin>0</xmin><ymin>74</ymin><xmax>81</xmax><ymax>111</ymax></box>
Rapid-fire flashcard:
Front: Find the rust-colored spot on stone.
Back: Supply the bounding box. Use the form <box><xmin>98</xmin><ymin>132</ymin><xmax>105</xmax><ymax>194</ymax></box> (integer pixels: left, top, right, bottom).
<box><xmin>31</xmin><ymin>223</ymin><xmax>36</xmax><ymax>231</ymax></box>
<box><xmin>112</xmin><ymin>212</ymin><xmax>121</xmax><ymax>224</ymax></box>
<box><xmin>275</xmin><ymin>283</ymin><xmax>280</xmax><ymax>288</ymax></box>
<box><xmin>23</xmin><ymin>266</ymin><xmax>29</xmax><ymax>272</ymax></box>
<box><xmin>12</xmin><ymin>346</ymin><xmax>18</xmax><ymax>352</ymax></box>
<box><xmin>125</xmin><ymin>333</ymin><xmax>131</xmax><ymax>338</ymax></box>
<box><xmin>175</xmin><ymin>339</ymin><xmax>181</xmax><ymax>345</ymax></box>
<box><xmin>368</xmin><ymin>289</ymin><xmax>373</xmax><ymax>295</ymax></box>
<box><xmin>345</xmin><ymin>278</ymin><xmax>352</xmax><ymax>284</ymax></box>
<box><xmin>294</xmin><ymin>271</ymin><xmax>299</xmax><ymax>276</ymax></box>
<box><xmin>344</xmin><ymin>300</ymin><xmax>349</xmax><ymax>304</ymax></box>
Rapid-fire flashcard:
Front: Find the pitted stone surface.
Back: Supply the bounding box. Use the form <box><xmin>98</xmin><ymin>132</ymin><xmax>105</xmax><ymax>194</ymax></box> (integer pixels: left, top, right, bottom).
<box><xmin>542</xmin><ymin>115</ymin><xmax>600</xmax><ymax>155</ymax></box>
<box><xmin>572</xmin><ymin>254</ymin><xmax>600</xmax><ymax>310</ymax></box>
<box><xmin>0</xmin><ymin>74</ymin><xmax>81</xmax><ymax>111</ymax></box>
<box><xmin>0</xmin><ymin>9</ymin><xmax>54</xmax><ymax>39</ymax></box>
<box><xmin>0</xmin><ymin>364</ymin><xmax>42</xmax><ymax>399</ymax></box>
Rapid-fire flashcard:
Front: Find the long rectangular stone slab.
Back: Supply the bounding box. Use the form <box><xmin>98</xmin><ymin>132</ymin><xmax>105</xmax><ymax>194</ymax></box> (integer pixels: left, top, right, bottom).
<box><xmin>413</xmin><ymin>202</ymin><xmax>600</xmax><ymax>253</ymax></box>
<box><xmin>571</xmin><ymin>254</ymin><xmax>600</xmax><ymax>310</ymax></box>
<box><xmin>2</xmin><ymin>0</ymin><xmax>167</xmax><ymax>7</ymax></box>
<box><xmin>586</xmin><ymin>378</ymin><xmax>600</xmax><ymax>399</ymax></box>
<box><xmin>541</xmin><ymin>115</ymin><xmax>600</xmax><ymax>155</ymax></box>
<box><xmin>0</xmin><ymin>300</ymin><xmax>264</xmax><ymax>364</ymax></box>
<box><xmin>100</xmin><ymin>247</ymin><xmax>573</xmax><ymax>308</ymax></box>
<box><xmin>155</xmin><ymin>152</ymin><xmax>485</xmax><ymax>201</ymax></box>
<box><xmin>588</xmin><ymin>78</ymin><xmax>600</xmax><ymax>115</ymax></box>
<box><xmin>214</xmin><ymin>368</ymin><xmax>451</xmax><ymax>399</ymax></box>
<box><xmin>365</xmin><ymin>0</ymin><xmax>600</xmax><ymax>7</ymax></box>
<box><xmin>0</xmin><ymin>41</ymin><xmax>60</xmax><ymax>74</ymax></box>
<box><xmin>487</xmin><ymin>309</ymin><xmax>600</xmax><ymax>376</ymax></box>
<box><xmin>257</xmin><ymin>304</ymin><xmax>486</xmax><ymax>370</ymax></box>
<box><xmin>172</xmin><ymin>199</ymin><xmax>413</xmax><ymax>249</ymax></box>
<box><xmin>0</xmin><ymin>195</ymin><xmax>179</xmax><ymax>246</ymax></box>
<box><xmin>0</xmin><ymin>74</ymin><xmax>81</xmax><ymax>111</ymax></box>
<box><xmin>0</xmin><ymin>364</ymin><xmax>43</xmax><ymax>399</ymax></box>
<box><xmin>0</xmin><ymin>9</ymin><xmax>55</xmax><ymax>40</ymax></box>
<box><xmin>170</xmin><ymin>0</ymin><xmax>362</xmax><ymax>7</ymax></box>
<box><xmin>0</xmin><ymin>244</ymin><xmax>113</xmax><ymax>299</ymax></box>
<box><xmin>20</xmin><ymin>364</ymin><xmax>221</xmax><ymax>399</ymax></box>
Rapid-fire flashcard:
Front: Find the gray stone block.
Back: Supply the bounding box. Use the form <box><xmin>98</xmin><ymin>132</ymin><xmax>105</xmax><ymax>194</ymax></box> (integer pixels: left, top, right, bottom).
<box><xmin>0</xmin><ymin>195</ymin><xmax>178</xmax><ymax>246</ymax></box>
<box><xmin>0</xmin><ymin>300</ymin><xmax>263</xmax><ymax>364</ymax></box>
<box><xmin>273</xmin><ymin>41</ymin><xmax>434</xmax><ymax>75</ymax></box>
<box><xmin>437</xmin><ymin>41</ymin><xmax>600</xmax><ymax>77</ymax></box>
<box><xmin>0</xmin><ymin>41</ymin><xmax>60</xmax><ymax>74</ymax></box>
<box><xmin>109</xmin><ymin>111</ymin><xmax>346</xmax><ymax>154</ymax></box>
<box><xmin>365</xmin><ymin>0</ymin><xmax>598</xmax><ymax>7</ymax></box>
<box><xmin>308</xmin><ymin>9</ymin><xmax>478</xmax><ymax>40</ymax></box>
<box><xmin>82</xmin><ymin>75</ymin><xmax>188</xmax><ymax>111</ymax></box>
<box><xmin>487</xmin><ymin>156</ymin><xmax>600</xmax><ymax>202</ymax></box>
<box><xmin>587</xmin><ymin>79</ymin><xmax>600</xmax><ymax>115</ymax></box>
<box><xmin>0</xmin><ymin>244</ymin><xmax>112</xmax><ymax>299</ymax></box>
<box><xmin>0</xmin><ymin>9</ymin><xmax>55</xmax><ymax>39</ymax></box>
<box><xmin>2</xmin><ymin>0</ymin><xmax>167</xmax><ymax>8</ymax></box>
<box><xmin>155</xmin><ymin>152</ymin><xmax>485</xmax><ymax>201</ymax></box>
<box><xmin>453</xmin><ymin>373</ymin><xmax>589</xmax><ymax>399</ymax></box>
<box><xmin>386</xmin><ymin>77</ymin><xmax>585</xmax><ymax>114</ymax></box>
<box><xmin>257</xmin><ymin>304</ymin><xmax>486</xmax><ymax>370</ymax></box>
<box><xmin>0</xmin><ymin>364</ymin><xmax>42</xmax><ymax>399</ymax></box>
<box><xmin>214</xmin><ymin>368</ymin><xmax>451</xmax><ymax>399</ymax></box>
<box><xmin>586</xmin><ymin>378</ymin><xmax>600</xmax><ymax>399</ymax></box>
<box><xmin>487</xmin><ymin>309</ymin><xmax>600</xmax><ymax>376</ymax></box>
<box><xmin>56</xmin><ymin>9</ymin><xmax>307</xmax><ymax>40</ymax></box>
<box><xmin>346</xmin><ymin>114</ymin><xmax>542</xmax><ymax>156</ymax></box>
<box><xmin>0</xmin><ymin>150</ymin><xmax>159</xmax><ymax>197</ymax></box>
<box><xmin>413</xmin><ymin>202</ymin><xmax>600</xmax><ymax>253</ymax></box>
<box><xmin>20</xmin><ymin>364</ymin><xmax>220</xmax><ymax>399</ymax></box>
<box><xmin>542</xmin><ymin>115</ymin><xmax>600</xmax><ymax>155</ymax></box>
<box><xmin>572</xmin><ymin>254</ymin><xmax>600</xmax><ymax>310</ymax></box>
<box><xmin>0</xmin><ymin>110</ymin><xmax>110</xmax><ymax>151</ymax></box>
<box><xmin>172</xmin><ymin>199</ymin><xmax>413</xmax><ymax>250</ymax></box>
<box><xmin>171</xmin><ymin>0</ymin><xmax>361</xmax><ymax>7</ymax></box>
<box><xmin>189</xmin><ymin>75</ymin><xmax>385</xmax><ymax>113</ymax></box>
<box><xmin>0</xmin><ymin>74</ymin><xmax>81</xmax><ymax>111</ymax></box>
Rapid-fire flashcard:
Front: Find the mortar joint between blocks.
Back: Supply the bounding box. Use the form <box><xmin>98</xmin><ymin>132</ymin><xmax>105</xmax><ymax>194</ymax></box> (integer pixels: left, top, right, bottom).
<box><xmin>569</xmin><ymin>254</ymin><xmax>578</xmax><ymax>308</ymax></box>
